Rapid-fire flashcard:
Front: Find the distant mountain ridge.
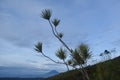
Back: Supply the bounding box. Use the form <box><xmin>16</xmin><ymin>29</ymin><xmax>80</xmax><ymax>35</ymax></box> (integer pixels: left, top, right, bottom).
<box><xmin>0</xmin><ymin>65</ymin><xmax>59</xmax><ymax>78</ymax></box>
<box><xmin>43</xmin><ymin>70</ymin><xmax>59</xmax><ymax>78</ymax></box>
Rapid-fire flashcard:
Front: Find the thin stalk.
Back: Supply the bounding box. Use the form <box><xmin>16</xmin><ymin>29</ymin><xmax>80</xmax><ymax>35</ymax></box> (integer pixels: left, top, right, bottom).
<box><xmin>41</xmin><ymin>52</ymin><xmax>65</xmax><ymax>64</ymax></box>
<box><xmin>48</xmin><ymin>20</ymin><xmax>90</xmax><ymax>80</ymax></box>
<box><xmin>80</xmin><ymin>64</ymin><xmax>90</xmax><ymax>80</ymax></box>
<box><xmin>48</xmin><ymin>20</ymin><xmax>72</xmax><ymax>54</ymax></box>
<box><xmin>55</xmin><ymin>27</ymin><xmax>59</xmax><ymax>36</ymax></box>
<box><xmin>41</xmin><ymin>51</ymin><xmax>70</xmax><ymax>71</ymax></box>
<box><xmin>63</xmin><ymin>59</ymin><xmax>69</xmax><ymax>71</ymax></box>
<box><xmin>78</xmin><ymin>65</ymin><xmax>86</xmax><ymax>80</ymax></box>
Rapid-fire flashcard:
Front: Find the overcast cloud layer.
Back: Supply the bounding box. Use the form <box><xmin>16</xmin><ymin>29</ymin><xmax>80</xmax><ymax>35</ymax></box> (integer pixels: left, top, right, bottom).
<box><xmin>0</xmin><ymin>0</ymin><xmax>120</xmax><ymax>76</ymax></box>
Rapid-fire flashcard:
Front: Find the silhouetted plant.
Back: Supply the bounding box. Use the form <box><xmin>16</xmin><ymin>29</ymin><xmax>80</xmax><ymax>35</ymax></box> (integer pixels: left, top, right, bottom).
<box><xmin>67</xmin><ymin>59</ymin><xmax>72</xmax><ymax>66</ymax></box>
<box><xmin>52</xmin><ymin>18</ymin><xmax>60</xmax><ymax>27</ymax></box>
<box><xmin>41</xmin><ymin>9</ymin><xmax>51</xmax><ymax>20</ymax></box>
<box><xmin>58</xmin><ymin>33</ymin><xmax>63</xmax><ymax>38</ymax></box>
<box><xmin>100</xmin><ymin>49</ymin><xmax>112</xmax><ymax>61</ymax></box>
<box><xmin>35</xmin><ymin>42</ymin><xmax>66</xmax><ymax>64</ymax></box>
<box><xmin>72</xmin><ymin>49</ymin><xmax>84</xmax><ymax>65</ymax></box>
<box><xmin>104</xmin><ymin>50</ymin><xmax>110</xmax><ymax>54</ymax></box>
<box><xmin>71</xmin><ymin>43</ymin><xmax>91</xmax><ymax>80</ymax></box>
<box><xmin>77</xmin><ymin>43</ymin><xmax>91</xmax><ymax>64</ymax></box>
<box><xmin>35</xmin><ymin>42</ymin><xmax>42</xmax><ymax>53</ymax></box>
<box><xmin>56</xmin><ymin>48</ymin><xmax>69</xmax><ymax>71</ymax></box>
<box><xmin>36</xmin><ymin>9</ymin><xmax>91</xmax><ymax>80</ymax></box>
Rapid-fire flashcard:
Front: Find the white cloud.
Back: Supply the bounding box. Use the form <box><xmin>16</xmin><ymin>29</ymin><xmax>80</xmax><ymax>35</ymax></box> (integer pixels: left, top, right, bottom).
<box><xmin>0</xmin><ymin>0</ymin><xmax>120</xmax><ymax>73</ymax></box>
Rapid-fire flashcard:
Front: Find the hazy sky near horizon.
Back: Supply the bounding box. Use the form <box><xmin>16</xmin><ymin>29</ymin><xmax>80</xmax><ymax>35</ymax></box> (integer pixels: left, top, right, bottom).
<box><xmin>0</xmin><ymin>0</ymin><xmax>120</xmax><ymax>73</ymax></box>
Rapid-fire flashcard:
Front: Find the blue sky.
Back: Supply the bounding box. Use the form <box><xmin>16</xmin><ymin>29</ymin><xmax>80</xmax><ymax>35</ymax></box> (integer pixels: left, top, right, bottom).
<box><xmin>0</xmin><ymin>0</ymin><xmax>120</xmax><ymax>77</ymax></box>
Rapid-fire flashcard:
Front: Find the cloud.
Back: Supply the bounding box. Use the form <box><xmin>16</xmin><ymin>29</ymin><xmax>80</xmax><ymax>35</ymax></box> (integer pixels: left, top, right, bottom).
<box><xmin>0</xmin><ymin>0</ymin><xmax>56</xmax><ymax>48</ymax></box>
<box><xmin>44</xmin><ymin>63</ymin><xmax>67</xmax><ymax>72</ymax></box>
<box><xmin>0</xmin><ymin>0</ymin><xmax>120</xmax><ymax>72</ymax></box>
<box><xmin>26</xmin><ymin>59</ymin><xmax>38</xmax><ymax>63</ymax></box>
<box><xmin>112</xmin><ymin>39</ymin><xmax>120</xmax><ymax>47</ymax></box>
<box><xmin>0</xmin><ymin>65</ymin><xmax>49</xmax><ymax>77</ymax></box>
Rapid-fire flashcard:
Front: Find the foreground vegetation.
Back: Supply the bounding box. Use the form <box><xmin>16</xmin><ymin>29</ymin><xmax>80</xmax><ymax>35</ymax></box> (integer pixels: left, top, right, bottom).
<box><xmin>44</xmin><ymin>56</ymin><xmax>120</xmax><ymax>80</ymax></box>
<box><xmin>35</xmin><ymin>9</ymin><xmax>119</xmax><ymax>80</ymax></box>
<box><xmin>35</xmin><ymin>9</ymin><xmax>91</xmax><ymax>80</ymax></box>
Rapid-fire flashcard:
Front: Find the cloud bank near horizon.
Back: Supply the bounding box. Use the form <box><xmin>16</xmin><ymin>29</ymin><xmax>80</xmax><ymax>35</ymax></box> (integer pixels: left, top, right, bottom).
<box><xmin>0</xmin><ymin>0</ymin><xmax>120</xmax><ymax>75</ymax></box>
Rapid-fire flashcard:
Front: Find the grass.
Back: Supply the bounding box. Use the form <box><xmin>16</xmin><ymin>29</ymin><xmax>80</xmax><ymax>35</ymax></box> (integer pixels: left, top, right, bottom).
<box><xmin>44</xmin><ymin>56</ymin><xmax>120</xmax><ymax>80</ymax></box>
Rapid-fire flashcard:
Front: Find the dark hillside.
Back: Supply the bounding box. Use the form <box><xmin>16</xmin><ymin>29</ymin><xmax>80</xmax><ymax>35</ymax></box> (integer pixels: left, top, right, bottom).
<box><xmin>44</xmin><ymin>56</ymin><xmax>120</xmax><ymax>80</ymax></box>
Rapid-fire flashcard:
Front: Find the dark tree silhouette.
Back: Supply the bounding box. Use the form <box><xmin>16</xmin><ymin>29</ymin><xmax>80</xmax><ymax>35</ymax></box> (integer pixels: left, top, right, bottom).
<box><xmin>100</xmin><ymin>49</ymin><xmax>113</xmax><ymax>61</ymax></box>
<box><xmin>35</xmin><ymin>9</ymin><xmax>91</xmax><ymax>80</ymax></box>
<box><xmin>71</xmin><ymin>43</ymin><xmax>91</xmax><ymax>80</ymax></box>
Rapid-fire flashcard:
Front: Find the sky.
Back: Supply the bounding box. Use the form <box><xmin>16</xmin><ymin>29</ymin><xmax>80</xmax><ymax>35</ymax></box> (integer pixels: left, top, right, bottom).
<box><xmin>0</xmin><ymin>0</ymin><xmax>120</xmax><ymax>77</ymax></box>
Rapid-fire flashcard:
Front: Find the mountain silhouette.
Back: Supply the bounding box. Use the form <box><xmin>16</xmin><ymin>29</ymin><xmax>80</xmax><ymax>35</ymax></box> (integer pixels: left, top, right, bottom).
<box><xmin>0</xmin><ymin>66</ymin><xmax>59</xmax><ymax>78</ymax></box>
<box><xmin>43</xmin><ymin>70</ymin><xmax>59</xmax><ymax>78</ymax></box>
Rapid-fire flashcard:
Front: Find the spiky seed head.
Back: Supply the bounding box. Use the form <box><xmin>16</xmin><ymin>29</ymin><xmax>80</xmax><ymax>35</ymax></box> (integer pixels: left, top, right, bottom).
<box><xmin>35</xmin><ymin>42</ymin><xmax>42</xmax><ymax>53</ymax></box>
<box><xmin>52</xmin><ymin>18</ymin><xmax>60</xmax><ymax>27</ymax></box>
<box><xmin>58</xmin><ymin>33</ymin><xmax>63</xmax><ymax>38</ymax></box>
<box><xmin>56</xmin><ymin>48</ymin><xmax>67</xmax><ymax>60</ymax></box>
<box><xmin>77</xmin><ymin>43</ymin><xmax>91</xmax><ymax>60</ymax></box>
<box><xmin>67</xmin><ymin>60</ymin><xmax>72</xmax><ymax>65</ymax></box>
<box><xmin>72</xmin><ymin>49</ymin><xmax>83</xmax><ymax>64</ymax></box>
<box><xmin>41</xmin><ymin>9</ymin><xmax>52</xmax><ymax>20</ymax></box>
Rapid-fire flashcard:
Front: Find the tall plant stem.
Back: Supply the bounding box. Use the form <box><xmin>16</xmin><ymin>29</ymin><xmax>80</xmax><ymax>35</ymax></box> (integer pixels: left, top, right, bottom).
<box><xmin>63</xmin><ymin>59</ymin><xmax>69</xmax><ymax>71</ymax></box>
<box><xmin>48</xmin><ymin>20</ymin><xmax>90</xmax><ymax>80</ymax></box>
<box><xmin>48</xmin><ymin>20</ymin><xmax>72</xmax><ymax>54</ymax></box>
<box><xmin>41</xmin><ymin>52</ymin><xmax>64</xmax><ymax>64</ymax></box>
